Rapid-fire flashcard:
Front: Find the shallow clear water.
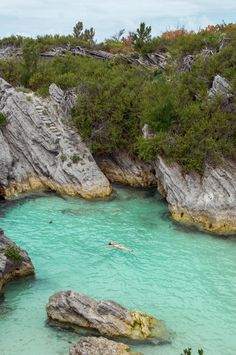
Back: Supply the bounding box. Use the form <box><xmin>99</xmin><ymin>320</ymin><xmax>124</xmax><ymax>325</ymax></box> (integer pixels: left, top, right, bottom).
<box><xmin>0</xmin><ymin>186</ymin><xmax>236</xmax><ymax>355</ymax></box>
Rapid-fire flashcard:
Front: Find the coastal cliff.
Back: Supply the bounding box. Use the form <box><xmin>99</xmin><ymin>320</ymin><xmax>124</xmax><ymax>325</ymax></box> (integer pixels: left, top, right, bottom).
<box><xmin>96</xmin><ymin>152</ymin><xmax>156</xmax><ymax>187</ymax></box>
<box><xmin>154</xmin><ymin>157</ymin><xmax>236</xmax><ymax>234</ymax></box>
<box><xmin>0</xmin><ymin>78</ymin><xmax>111</xmax><ymax>199</ymax></box>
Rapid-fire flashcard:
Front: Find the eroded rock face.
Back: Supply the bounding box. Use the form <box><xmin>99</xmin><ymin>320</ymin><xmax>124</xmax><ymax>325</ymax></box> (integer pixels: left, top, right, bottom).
<box><xmin>0</xmin><ymin>229</ymin><xmax>34</xmax><ymax>292</ymax></box>
<box><xmin>46</xmin><ymin>291</ymin><xmax>170</xmax><ymax>343</ymax></box>
<box><xmin>69</xmin><ymin>336</ymin><xmax>141</xmax><ymax>355</ymax></box>
<box><xmin>96</xmin><ymin>152</ymin><xmax>156</xmax><ymax>188</ymax></box>
<box><xmin>0</xmin><ymin>77</ymin><xmax>111</xmax><ymax>198</ymax></box>
<box><xmin>154</xmin><ymin>157</ymin><xmax>236</xmax><ymax>234</ymax></box>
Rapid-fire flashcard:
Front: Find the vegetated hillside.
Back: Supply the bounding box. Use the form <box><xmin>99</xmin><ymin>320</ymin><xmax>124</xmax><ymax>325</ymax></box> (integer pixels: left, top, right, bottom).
<box><xmin>0</xmin><ymin>22</ymin><xmax>236</xmax><ymax>173</ymax></box>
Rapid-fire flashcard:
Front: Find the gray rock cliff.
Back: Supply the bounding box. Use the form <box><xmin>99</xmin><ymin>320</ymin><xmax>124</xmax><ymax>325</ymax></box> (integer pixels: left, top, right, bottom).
<box><xmin>96</xmin><ymin>152</ymin><xmax>156</xmax><ymax>188</ymax></box>
<box><xmin>0</xmin><ymin>77</ymin><xmax>111</xmax><ymax>198</ymax></box>
<box><xmin>154</xmin><ymin>157</ymin><xmax>236</xmax><ymax>234</ymax></box>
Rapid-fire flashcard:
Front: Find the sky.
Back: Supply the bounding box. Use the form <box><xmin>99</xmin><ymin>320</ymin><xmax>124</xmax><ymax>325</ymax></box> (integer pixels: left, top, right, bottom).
<box><xmin>0</xmin><ymin>0</ymin><xmax>236</xmax><ymax>41</ymax></box>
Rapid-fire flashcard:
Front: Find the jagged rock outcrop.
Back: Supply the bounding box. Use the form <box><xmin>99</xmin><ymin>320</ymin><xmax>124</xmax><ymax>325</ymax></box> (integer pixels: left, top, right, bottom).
<box><xmin>0</xmin><ymin>229</ymin><xmax>34</xmax><ymax>292</ymax></box>
<box><xmin>182</xmin><ymin>55</ymin><xmax>195</xmax><ymax>71</ymax></box>
<box><xmin>208</xmin><ymin>75</ymin><xmax>232</xmax><ymax>98</ymax></box>
<box><xmin>0</xmin><ymin>44</ymin><xmax>169</xmax><ymax>69</ymax></box>
<box><xmin>46</xmin><ymin>290</ymin><xmax>170</xmax><ymax>343</ymax></box>
<box><xmin>69</xmin><ymin>336</ymin><xmax>141</xmax><ymax>355</ymax></box>
<box><xmin>49</xmin><ymin>84</ymin><xmax>77</xmax><ymax>119</ymax></box>
<box><xmin>208</xmin><ymin>75</ymin><xmax>234</xmax><ymax>112</ymax></box>
<box><xmin>154</xmin><ymin>157</ymin><xmax>236</xmax><ymax>234</ymax></box>
<box><xmin>96</xmin><ymin>152</ymin><xmax>156</xmax><ymax>187</ymax></box>
<box><xmin>0</xmin><ymin>77</ymin><xmax>111</xmax><ymax>198</ymax></box>
<box><xmin>0</xmin><ymin>45</ymin><xmax>21</xmax><ymax>59</ymax></box>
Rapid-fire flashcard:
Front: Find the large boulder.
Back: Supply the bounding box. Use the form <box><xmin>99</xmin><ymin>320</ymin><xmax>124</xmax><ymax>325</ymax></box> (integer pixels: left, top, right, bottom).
<box><xmin>46</xmin><ymin>291</ymin><xmax>170</xmax><ymax>343</ymax></box>
<box><xmin>0</xmin><ymin>229</ymin><xmax>34</xmax><ymax>292</ymax></box>
<box><xmin>69</xmin><ymin>336</ymin><xmax>141</xmax><ymax>355</ymax></box>
<box><xmin>0</xmin><ymin>77</ymin><xmax>111</xmax><ymax>199</ymax></box>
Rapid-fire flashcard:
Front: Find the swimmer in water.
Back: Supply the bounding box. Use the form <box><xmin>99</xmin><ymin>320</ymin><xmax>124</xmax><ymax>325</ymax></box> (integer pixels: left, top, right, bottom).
<box><xmin>108</xmin><ymin>242</ymin><xmax>131</xmax><ymax>251</ymax></box>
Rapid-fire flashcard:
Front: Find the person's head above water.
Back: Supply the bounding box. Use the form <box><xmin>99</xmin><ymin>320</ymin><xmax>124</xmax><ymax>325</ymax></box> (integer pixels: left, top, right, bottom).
<box><xmin>108</xmin><ymin>242</ymin><xmax>112</xmax><ymax>245</ymax></box>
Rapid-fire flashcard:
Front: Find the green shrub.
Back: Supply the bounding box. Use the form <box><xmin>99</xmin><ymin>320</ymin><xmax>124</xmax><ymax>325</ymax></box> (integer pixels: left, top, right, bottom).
<box><xmin>60</xmin><ymin>154</ymin><xmax>67</xmax><ymax>162</ymax></box>
<box><xmin>0</xmin><ymin>112</ymin><xmax>7</xmax><ymax>126</ymax></box>
<box><xmin>4</xmin><ymin>246</ymin><xmax>23</xmax><ymax>262</ymax></box>
<box><xmin>71</xmin><ymin>153</ymin><xmax>81</xmax><ymax>163</ymax></box>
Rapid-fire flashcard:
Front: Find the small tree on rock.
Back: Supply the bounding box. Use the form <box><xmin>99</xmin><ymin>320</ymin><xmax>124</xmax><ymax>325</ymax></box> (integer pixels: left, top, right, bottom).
<box><xmin>21</xmin><ymin>39</ymin><xmax>39</xmax><ymax>87</ymax></box>
<box><xmin>73</xmin><ymin>21</ymin><xmax>95</xmax><ymax>44</ymax></box>
<box><xmin>132</xmin><ymin>22</ymin><xmax>152</xmax><ymax>52</ymax></box>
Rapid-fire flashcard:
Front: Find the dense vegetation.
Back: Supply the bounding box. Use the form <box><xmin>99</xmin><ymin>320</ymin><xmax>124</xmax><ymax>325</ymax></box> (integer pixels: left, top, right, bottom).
<box><xmin>0</xmin><ymin>22</ymin><xmax>236</xmax><ymax>172</ymax></box>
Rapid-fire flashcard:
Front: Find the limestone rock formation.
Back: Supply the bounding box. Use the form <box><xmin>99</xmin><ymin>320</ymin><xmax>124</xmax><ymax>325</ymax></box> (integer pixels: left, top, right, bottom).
<box><xmin>0</xmin><ymin>45</ymin><xmax>21</xmax><ymax>59</ymax></box>
<box><xmin>46</xmin><ymin>290</ymin><xmax>170</xmax><ymax>343</ymax></box>
<box><xmin>49</xmin><ymin>83</ymin><xmax>77</xmax><ymax>119</ymax></box>
<box><xmin>69</xmin><ymin>336</ymin><xmax>141</xmax><ymax>355</ymax></box>
<box><xmin>96</xmin><ymin>152</ymin><xmax>156</xmax><ymax>187</ymax></box>
<box><xmin>154</xmin><ymin>157</ymin><xmax>236</xmax><ymax>234</ymax></box>
<box><xmin>0</xmin><ymin>44</ymin><xmax>169</xmax><ymax>69</ymax></box>
<box><xmin>0</xmin><ymin>77</ymin><xmax>111</xmax><ymax>198</ymax></box>
<box><xmin>208</xmin><ymin>75</ymin><xmax>232</xmax><ymax>98</ymax></box>
<box><xmin>0</xmin><ymin>229</ymin><xmax>34</xmax><ymax>292</ymax></box>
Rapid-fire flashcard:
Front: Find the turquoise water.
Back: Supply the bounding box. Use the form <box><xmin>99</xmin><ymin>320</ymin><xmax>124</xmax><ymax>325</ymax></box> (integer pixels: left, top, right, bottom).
<box><xmin>0</xmin><ymin>186</ymin><xmax>236</xmax><ymax>355</ymax></box>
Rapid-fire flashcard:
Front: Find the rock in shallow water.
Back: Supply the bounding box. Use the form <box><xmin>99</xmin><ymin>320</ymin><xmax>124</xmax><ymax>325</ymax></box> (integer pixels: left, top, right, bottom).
<box><xmin>46</xmin><ymin>291</ymin><xmax>170</xmax><ymax>343</ymax></box>
<box><xmin>69</xmin><ymin>336</ymin><xmax>141</xmax><ymax>355</ymax></box>
<box><xmin>0</xmin><ymin>228</ymin><xmax>35</xmax><ymax>292</ymax></box>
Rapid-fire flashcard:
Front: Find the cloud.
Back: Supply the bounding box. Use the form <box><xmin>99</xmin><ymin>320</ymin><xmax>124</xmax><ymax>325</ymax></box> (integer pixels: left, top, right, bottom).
<box><xmin>0</xmin><ymin>0</ymin><xmax>235</xmax><ymax>40</ymax></box>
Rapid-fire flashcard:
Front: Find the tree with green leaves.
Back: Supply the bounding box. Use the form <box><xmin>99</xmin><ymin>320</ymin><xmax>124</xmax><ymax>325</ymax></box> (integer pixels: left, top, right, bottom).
<box><xmin>132</xmin><ymin>22</ymin><xmax>152</xmax><ymax>52</ymax></box>
<box><xmin>21</xmin><ymin>39</ymin><xmax>39</xmax><ymax>87</ymax></box>
<box><xmin>73</xmin><ymin>21</ymin><xmax>95</xmax><ymax>44</ymax></box>
<box><xmin>73</xmin><ymin>21</ymin><xmax>84</xmax><ymax>38</ymax></box>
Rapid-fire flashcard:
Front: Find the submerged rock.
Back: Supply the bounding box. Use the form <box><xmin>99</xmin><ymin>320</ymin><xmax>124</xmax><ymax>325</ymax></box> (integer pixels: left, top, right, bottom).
<box><xmin>46</xmin><ymin>291</ymin><xmax>169</xmax><ymax>343</ymax></box>
<box><xmin>0</xmin><ymin>229</ymin><xmax>34</xmax><ymax>292</ymax></box>
<box><xmin>154</xmin><ymin>157</ymin><xmax>236</xmax><ymax>235</ymax></box>
<box><xmin>96</xmin><ymin>152</ymin><xmax>156</xmax><ymax>188</ymax></box>
<box><xmin>0</xmin><ymin>77</ymin><xmax>111</xmax><ymax>199</ymax></box>
<box><xmin>69</xmin><ymin>336</ymin><xmax>141</xmax><ymax>355</ymax></box>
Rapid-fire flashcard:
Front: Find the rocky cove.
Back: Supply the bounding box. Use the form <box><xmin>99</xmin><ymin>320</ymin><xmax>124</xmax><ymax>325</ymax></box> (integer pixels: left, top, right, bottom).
<box><xmin>0</xmin><ymin>22</ymin><xmax>236</xmax><ymax>355</ymax></box>
<box><xmin>0</xmin><ymin>76</ymin><xmax>236</xmax><ymax>235</ymax></box>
